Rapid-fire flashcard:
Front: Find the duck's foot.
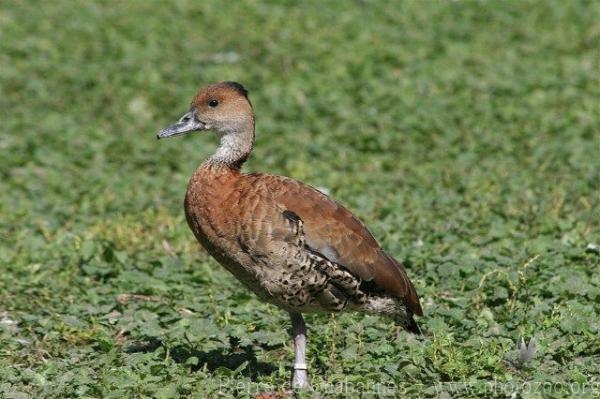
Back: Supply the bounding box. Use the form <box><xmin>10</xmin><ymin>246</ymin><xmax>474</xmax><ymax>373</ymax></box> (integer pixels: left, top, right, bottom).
<box><xmin>292</xmin><ymin>366</ymin><xmax>310</xmax><ymax>390</ymax></box>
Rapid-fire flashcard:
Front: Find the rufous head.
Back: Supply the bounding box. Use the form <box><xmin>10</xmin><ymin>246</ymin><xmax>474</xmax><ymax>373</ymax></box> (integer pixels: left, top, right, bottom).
<box><xmin>157</xmin><ymin>81</ymin><xmax>253</xmax><ymax>139</ymax></box>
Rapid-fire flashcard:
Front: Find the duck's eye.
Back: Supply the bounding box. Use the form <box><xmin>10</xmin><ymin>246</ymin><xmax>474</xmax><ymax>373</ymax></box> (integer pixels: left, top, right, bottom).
<box><xmin>208</xmin><ymin>99</ymin><xmax>219</xmax><ymax>108</ymax></box>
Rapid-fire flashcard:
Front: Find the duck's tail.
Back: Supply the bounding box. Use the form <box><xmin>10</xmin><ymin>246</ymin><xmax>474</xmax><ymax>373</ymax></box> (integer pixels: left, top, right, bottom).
<box><xmin>405</xmin><ymin>312</ymin><xmax>423</xmax><ymax>335</ymax></box>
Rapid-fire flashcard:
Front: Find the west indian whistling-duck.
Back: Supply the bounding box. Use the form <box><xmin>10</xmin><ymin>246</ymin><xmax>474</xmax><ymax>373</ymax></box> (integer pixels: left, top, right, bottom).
<box><xmin>157</xmin><ymin>82</ymin><xmax>423</xmax><ymax>389</ymax></box>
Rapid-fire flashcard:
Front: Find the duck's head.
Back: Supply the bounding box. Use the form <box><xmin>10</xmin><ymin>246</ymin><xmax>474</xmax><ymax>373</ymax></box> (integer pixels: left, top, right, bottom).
<box><xmin>157</xmin><ymin>81</ymin><xmax>253</xmax><ymax>139</ymax></box>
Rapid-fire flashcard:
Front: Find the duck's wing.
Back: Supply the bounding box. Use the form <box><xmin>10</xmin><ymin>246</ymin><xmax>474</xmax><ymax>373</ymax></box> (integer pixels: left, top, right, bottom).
<box><xmin>260</xmin><ymin>174</ymin><xmax>423</xmax><ymax>316</ymax></box>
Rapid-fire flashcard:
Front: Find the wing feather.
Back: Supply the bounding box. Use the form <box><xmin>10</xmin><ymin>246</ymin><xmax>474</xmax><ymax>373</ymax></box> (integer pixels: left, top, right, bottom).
<box><xmin>262</xmin><ymin>174</ymin><xmax>423</xmax><ymax>316</ymax></box>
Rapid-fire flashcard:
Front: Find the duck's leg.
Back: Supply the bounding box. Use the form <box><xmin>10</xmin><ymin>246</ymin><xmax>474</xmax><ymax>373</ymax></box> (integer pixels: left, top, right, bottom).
<box><xmin>290</xmin><ymin>312</ymin><xmax>310</xmax><ymax>389</ymax></box>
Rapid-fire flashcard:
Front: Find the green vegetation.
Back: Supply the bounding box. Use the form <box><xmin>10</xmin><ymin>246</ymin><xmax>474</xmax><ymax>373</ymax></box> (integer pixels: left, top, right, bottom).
<box><xmin>1</xmin><ymin>1</ymin><xmax>599</xmax><ymax>397</ymax></box>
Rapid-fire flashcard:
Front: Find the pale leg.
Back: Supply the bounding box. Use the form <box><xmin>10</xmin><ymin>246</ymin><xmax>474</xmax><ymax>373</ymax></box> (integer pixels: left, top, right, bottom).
<box><xmin>290</xmin><ymin>312</ymin><xmax>310</xmax><ymax>389</ymax></box>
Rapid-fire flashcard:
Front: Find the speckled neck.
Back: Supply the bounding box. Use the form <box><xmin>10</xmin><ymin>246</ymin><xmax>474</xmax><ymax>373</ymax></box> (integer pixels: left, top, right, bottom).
<box><xmin>206</xmin><ymin>117</ymin><xmax>255</xmax><ymax>170</ymax></box>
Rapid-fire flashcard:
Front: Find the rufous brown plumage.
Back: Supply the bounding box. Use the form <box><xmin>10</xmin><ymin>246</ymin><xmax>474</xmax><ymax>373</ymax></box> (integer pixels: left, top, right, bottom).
<box><xmin>158</xmin><ymin>81</ymin><xmax>423</xmax><ymax>389</ymax></box>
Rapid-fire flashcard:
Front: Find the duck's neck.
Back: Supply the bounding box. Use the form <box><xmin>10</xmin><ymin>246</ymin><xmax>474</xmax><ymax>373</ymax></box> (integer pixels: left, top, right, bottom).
<box><xmin>206</xmin><ymin>118</ymin><xmax>255</xmax><ymax>170</ymax></box>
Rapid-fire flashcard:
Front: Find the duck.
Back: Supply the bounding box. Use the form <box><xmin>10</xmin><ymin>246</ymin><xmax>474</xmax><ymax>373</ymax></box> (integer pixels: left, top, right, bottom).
<box><xmin>157</xmin><ymin>81</ymin><xmax>423</xmax><ymax>389</ymax></box>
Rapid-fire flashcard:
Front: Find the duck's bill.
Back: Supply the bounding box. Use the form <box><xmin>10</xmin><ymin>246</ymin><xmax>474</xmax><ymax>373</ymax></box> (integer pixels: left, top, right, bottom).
<box><xmin>157</xmin><ymin>110</ymin><xmax>207</xmax><ymax>139</ymax></box>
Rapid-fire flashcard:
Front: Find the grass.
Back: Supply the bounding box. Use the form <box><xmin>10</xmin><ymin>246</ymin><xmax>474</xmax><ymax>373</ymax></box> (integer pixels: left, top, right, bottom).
<box><xmin>1</xmin><ymin>0</ymin><xmax>599</xmax><ymax>397</ymax></box>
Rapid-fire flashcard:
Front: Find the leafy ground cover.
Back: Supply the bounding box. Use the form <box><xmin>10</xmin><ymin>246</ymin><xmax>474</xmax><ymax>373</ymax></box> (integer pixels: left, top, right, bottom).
<box><xmin>1</xmin><ymin>1</ymin><xmax>599</xmax><ymax>397</ymax></box>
